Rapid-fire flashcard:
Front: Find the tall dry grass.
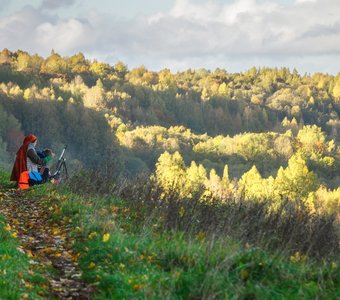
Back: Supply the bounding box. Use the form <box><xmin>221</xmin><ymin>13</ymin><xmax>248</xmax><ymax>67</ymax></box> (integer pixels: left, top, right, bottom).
<box><xmin>65</xmin><ymin>171</ymin><xmax>339</xmax><ymax>259</ymax></box>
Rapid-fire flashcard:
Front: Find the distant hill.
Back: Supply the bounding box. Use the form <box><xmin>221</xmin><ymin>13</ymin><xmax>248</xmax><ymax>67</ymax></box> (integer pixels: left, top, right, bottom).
<box><xmin>0</xmin><ymin>48</ymin><xmax>339</xmax><ymax>180</ymax></box>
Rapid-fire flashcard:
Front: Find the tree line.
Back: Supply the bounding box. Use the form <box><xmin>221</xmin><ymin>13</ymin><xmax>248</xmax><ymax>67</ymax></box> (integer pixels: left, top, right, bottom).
<box><xmin>0</xmin><ymin>48</ymin><xmax>339</xmax><ymax>137</ymax></box>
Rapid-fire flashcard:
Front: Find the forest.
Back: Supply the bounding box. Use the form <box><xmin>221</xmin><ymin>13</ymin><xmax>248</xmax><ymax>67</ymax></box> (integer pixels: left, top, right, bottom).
<box><xmin>0</xmin><ymin>48</ymin><xmax>339</xmax><ymax>212</ymax></box>
<box><xmin>0</xmin><ymin>48</ymin><xmax>339</xmax><ymax>298</ymax></box>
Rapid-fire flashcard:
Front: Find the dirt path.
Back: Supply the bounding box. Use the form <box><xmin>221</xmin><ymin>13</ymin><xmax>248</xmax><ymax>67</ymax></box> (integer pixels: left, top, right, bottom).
<box><xmin>0</xmin><ymin>187</ymin><xmax>93</xmax><ymax>299</ymax></box>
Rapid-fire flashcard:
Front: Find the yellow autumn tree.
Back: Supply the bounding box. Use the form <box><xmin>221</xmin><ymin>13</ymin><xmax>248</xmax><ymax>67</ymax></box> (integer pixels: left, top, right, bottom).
<box><xmin>274</xmin><ymin>154</ymin><xmax>318</xmax><ymax>203</ymax></box>
<box><xmin>185</xmin><ymin>161</ymin><xmax>207</xmax><ymax>198</ymax></box>
<box><xmin>89</xmin><ymin>60</ymin><xmax>112</xmax><ymax>77</ymax></box>
<box><xmin>311</xmin><ymin>186</ymin><xmax>340</xmax><ymax>215</ymax></box>
<box><xmin>297</xmin><ymin>125</ymin><xmax>327</xmax><ymax>156</ymax></box>
<box><xmin>238</xmin><ymin>165</ymin><xmax>265</xmax><ymax>201</ymax></box>
<box><xmin>154</xmin><ymin>151</ymin><xmax>187</xmax><ymax>198</ymax></box>
<box><xmin>204</xmin><ymin>169</ymin><xmax>223</xmax><ymax>200</ymax></box>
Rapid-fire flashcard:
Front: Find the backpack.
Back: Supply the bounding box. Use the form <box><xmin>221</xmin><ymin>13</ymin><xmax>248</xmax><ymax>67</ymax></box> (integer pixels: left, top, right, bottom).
<box><xmin>28</xmin><ymin>171</ymin><xmax>43</xmax><ymax>186</ymax></box>
<box><xmin>18</xmin><ymin>171</ymin><xmax>30</xmax><ymax>190</ymax></box>
<box><xmin>18</xmin><ymin>171</ymin><xmax>42</xmax><ymax>190</ymax></box>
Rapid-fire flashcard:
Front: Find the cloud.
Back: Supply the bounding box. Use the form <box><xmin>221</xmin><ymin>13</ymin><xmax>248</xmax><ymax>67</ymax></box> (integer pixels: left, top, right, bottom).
<box><xmin>128</xmin><ymin>0</ymin><xmax>340</xmax><ymax>72</ymax></box>
<box><xmin>0</xmin><ymin>0</ymin><xmax>340</xmax><ymax>74</ymax></box>
<box><xmin>0</xmin><ymin>0</ymin><xmax>10</xmax><ymax>8</ymax></box>
<box><xmin>0</xmin><ymin>6</ymin><xmax>48</xmax><ymax>52</ymax></box>
<box><xmin>40</xmin><ymin>0</ymin><xmax>78</xmax><ymax>10</ymax></box>
<box><xmin>35</xmin><ymin>18</ymin><xmax>95</xmax><ymax>53</ymax></box>
<box><xmin>169</xmin><ymin>0</ymin><xmax>278</xmax><ymax>24</ymax></box>
<box><xmin>0</xmin><ymin>5</ymin><xmax>92</xmax><ymax>55</ymax></box>
<box><xmin>99</xmin><ymin>0</ymin><xmax>340</xmax><ymax>70</ymax></box>
<box><xmin>295</xmin><ymin>0</ymin><xmax>317</xmax><ymax>3</ymax></box>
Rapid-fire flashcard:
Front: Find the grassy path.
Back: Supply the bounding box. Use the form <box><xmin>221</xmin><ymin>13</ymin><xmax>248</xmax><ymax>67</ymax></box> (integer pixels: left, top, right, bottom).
<box><xmin>0</xmin><ymin>187</ymin><xmax>93</xmax><ymax>299</ymax></box>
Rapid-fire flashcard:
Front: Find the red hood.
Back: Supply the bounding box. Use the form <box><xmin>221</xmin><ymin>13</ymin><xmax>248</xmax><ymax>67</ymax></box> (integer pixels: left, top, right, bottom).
<box><xmin>11</xmin><ymin>134</ymin><xmax>37</xmax><ymax>182</ymax></box>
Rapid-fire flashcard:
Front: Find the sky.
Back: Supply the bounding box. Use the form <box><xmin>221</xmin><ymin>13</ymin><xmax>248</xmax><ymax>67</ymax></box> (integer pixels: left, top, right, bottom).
<box><xmin>0</xmin><ymin>0</ymin><xmax>339</xmax><ymax>74</ymax></box>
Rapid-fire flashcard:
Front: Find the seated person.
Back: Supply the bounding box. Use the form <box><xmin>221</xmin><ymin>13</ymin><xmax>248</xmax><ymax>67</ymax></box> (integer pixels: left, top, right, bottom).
<box><xmin>11</xmin><ymin>134</ymin><xmax>46</xmax><ymax>184</ymax></box>
<box><xmin>37</xmin><ymin>148</ymin><xmax>55</xmax><ymax>183</ymax></box>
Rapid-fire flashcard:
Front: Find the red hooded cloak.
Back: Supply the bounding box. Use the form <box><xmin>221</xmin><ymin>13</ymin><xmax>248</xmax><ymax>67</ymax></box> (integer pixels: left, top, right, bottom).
<box><xmin>10</xmin><ymin>134</ymin><xmax>37</xmax><ymax>182</ymax></box>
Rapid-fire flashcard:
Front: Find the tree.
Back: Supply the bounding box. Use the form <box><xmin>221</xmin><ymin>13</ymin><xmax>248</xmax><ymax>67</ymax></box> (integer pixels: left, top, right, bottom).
<box><xmin>250</xmin><ymin>94</ymin><xmax>262</xmax><ymax>105</ymax></box>
<box><xmin>0</xmin><ymin>48</ymin><xmax>12</xmax><ymax>65</ymax></box>
<box><xmin>114</xmin><ymin>61</ymin><xmax>128</xmax><ymax>79</ymax></box>
<box><xmin>204</xmin><ymin>169</ymin><xmax>224</xmax><ymax>200</ymax></box>
<box><xmin>158</xmin><ymin>69</ymin><xmax>173</xmax><ymax>89</ymax></box>
<box><xmin>238</xmin><ymin>165</ymin><xmax>265</xmax><ymax>201</ymax></box>
<box><xmin>90</xmin><ymin>60</ymin><xmax>112</xmax><ymax>77</ymax></box>
<box><xmin>127</xmin><ymin>65</ymin><xmax>148</xmax><ymax>85</ymax></box>
<box><xmin>154</xmin><ymin>151</ymin><xmax>187</xmax><ymax>198</ymax></box>
<box><xmin>332</xmin><ymin>83</ymin><xmax>340</xmax><ymax>102</ymax></box>
<box><xmin>218</xmin><ymin>82</ymin><xmax>228</xmax><ymax>96</ymax></box>
<box><xmin>297</xmin><ymin>125</ymin><xmax>327</xmax><ymax>156</ymax></box>
<box><xmin>29</xmin><ymin>54</ymin><xmax>44</xmax><ymax>74</ymax></box>
<box><xmin>68</xmin><ymin>52</ymin><xmax>89</xmax><ymax>73</ymax></box>
<box><xmin>274</xmin><ymin>154</ymin><xmax>318</xmax><ymax>202</ymax></box>
<box><xmin>222</xmin><ymin>164</ymin><xmax>230</xmax><ymax>187</ymax></box>
<box><xmin>185</xmin><ymin>161</ymin><xmax>207</xmax><ymax>197</ymax></box>
<box><xmin>15</xmin><ymin>51</ymin><xmax>30</xmax><ymax>71</ymax></box>
<box><xmin>41</xmin><ymin>52</ymin><xmax>67</xmax><ymax>74</ymax></box>
<box><xmin>273</xmin><ymin>131</ymin><xmax>294</xmax><ymax>159</ymax></box>
<box><xmin>83</xmin><ymin>79</ymin><xmax>105</xmax><ymax>108</ymax></box>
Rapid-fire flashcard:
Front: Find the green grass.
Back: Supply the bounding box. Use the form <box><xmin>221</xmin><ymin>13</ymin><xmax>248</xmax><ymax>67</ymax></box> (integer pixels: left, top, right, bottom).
<box><xmin>0</xmin><ymin>216</ymin><xmax>50</xmax><ymax>299</ymax></box>
<box><xmin>39</xmin><ymin>187</ymin><xmax>340</xmax><ymax>300</ymax></box>
<box><xmin>0</xmin><ymin>169</ymin><xmax>16</xmax><ymax>189</ymax></box>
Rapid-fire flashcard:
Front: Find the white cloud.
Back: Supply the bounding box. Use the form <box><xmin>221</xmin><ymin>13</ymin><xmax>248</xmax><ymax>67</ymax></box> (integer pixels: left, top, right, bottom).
<box><xmin>0</xmin><ymin>0</ymin><xmax>10</xmax><ymax>7</ymax></box>
<box><xmin>135</xmin><ymin>0</ymin><xmax>340</xmax><ymax>58</ymax></box>
<box><xmin>35</xmin><ymin>19</ymin><xmax>95</xmax><ymax>52</ymax></box>
<box><xmin>169</xmin><ymin>0</ymin><xmax>278</xmax><ymax>24</ymax></box>
<box><xmin>0</xmin><ymin>6</ymin><xmax>48</xmax><ymax>52</ymax></box>
<box><xmin>295</xmin><ymin>0</ymin><xmax>317</xmax><ymax>3</ymax></box>
<box><xmin>141</xmin><ymin>0</ymin><xmax>337</xmax><ymax>60</ymax></box>
<box><xmin>0</xmin><ymin>0</ymin><xmax>340</xmax><ymax>74</ymax></box>
<box><xmin>40</xmin><ymin>0</ymin><xmax>78</xmax><ymax>10</ymax></box>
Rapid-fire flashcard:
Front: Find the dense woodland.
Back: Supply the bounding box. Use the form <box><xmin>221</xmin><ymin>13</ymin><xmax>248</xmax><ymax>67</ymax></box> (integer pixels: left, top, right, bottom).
<box><xmin>0</xmin><ymin>48</ymin><xmax>339</xmax><ymax>215</ymax></box>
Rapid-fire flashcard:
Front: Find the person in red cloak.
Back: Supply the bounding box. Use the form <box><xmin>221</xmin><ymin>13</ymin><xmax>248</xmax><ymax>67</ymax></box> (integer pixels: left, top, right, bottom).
<box><xmin>10</xmin><ymin>134</ymin><xmax>45</xmax><ymax>183</ymax></box>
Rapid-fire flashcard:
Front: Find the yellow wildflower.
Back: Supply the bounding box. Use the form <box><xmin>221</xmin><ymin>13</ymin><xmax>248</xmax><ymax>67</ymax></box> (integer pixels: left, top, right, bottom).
<box><xmin>88</xmin><ymin>232</ymin><xmax>97</xmax><ymax>240</ymax></box>
<box><xmin>102</xmin><ymin>233</ymin><xmax>110</xmax><ymax>243</ymax></box>
<box><xmin>133</xmin><ymin>284</ymin><xmax>144</xmax><ymax>291</ymax></box>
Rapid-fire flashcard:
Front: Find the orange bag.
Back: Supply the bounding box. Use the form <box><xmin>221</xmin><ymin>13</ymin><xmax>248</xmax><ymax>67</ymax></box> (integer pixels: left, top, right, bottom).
<box><xmin>18</xmin><ymin>171</ymin><xmax>30</xmax><ymax>190</ymax></box>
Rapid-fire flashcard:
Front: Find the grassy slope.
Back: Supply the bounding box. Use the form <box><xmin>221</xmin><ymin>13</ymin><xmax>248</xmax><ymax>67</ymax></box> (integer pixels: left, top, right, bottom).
<box><xmin>43</xmin><ymin>187</ymin><xmax>339</xmax><ymax>299</ymax></box>
<box><xmin>0</xmin><ymin>169</ymin><xmax>339</xmax><ymax>299</ymax></box>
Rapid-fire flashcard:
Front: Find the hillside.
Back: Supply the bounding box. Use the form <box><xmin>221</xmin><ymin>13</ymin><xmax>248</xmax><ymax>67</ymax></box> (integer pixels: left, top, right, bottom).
<box><xmin>0</xmin><ymin>49</ymin><xmax>339</xmax><ymax>299</ymax></box>
<box><xmin>0</xmin><ymin>49</ymin><xmax>339</xmax><ymax>205</ymax></box>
